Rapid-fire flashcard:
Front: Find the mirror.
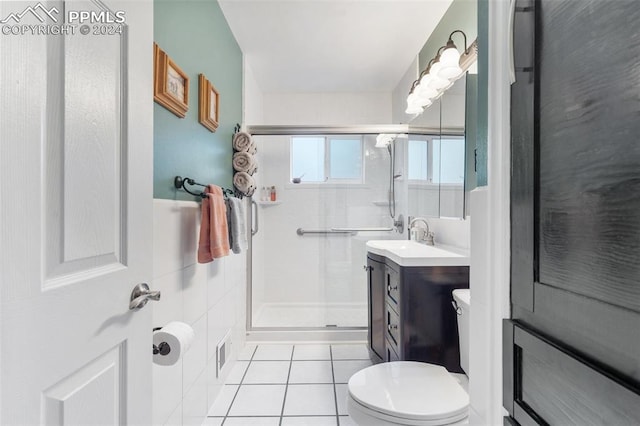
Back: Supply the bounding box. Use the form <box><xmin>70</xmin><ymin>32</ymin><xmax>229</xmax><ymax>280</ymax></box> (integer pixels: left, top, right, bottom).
<box><xmin>403</xmin><ymin>73</ymin><xmax>474</xmax><ymax>219</ymax></box>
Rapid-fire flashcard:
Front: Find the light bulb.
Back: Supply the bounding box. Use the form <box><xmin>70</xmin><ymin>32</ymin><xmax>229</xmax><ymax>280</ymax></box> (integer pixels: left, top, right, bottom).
<box><xmin>427</xmin><ymin>62</ymin><xmax>449</xmax><ymax>89</ymax></box>
<box><xmin>439</xmin><ymin>65</ymin><xmax>463</xmax><ymax>80</ymax></box>
<box><xmin>407</xmin><ymin>92</ymin><xmax>419</xmax><ymax>107</ymax></box>
<box><xmin>438</xmin><ymin>41</ymin><xmax>463</xmax><ymax>80</ymax></box>
<box><xmin>416</xmin><ymin>79</ymin><xmax>438</xmax><ymax>100</ymax></box>
<box><xmin>438</xmin><ymin>47</ymin><xmax>462</xmax><ymax>80</ymax></box>
<box><xmin>439</xmin><ymin>46</ymin><xmax>461</xmax><ymax>68</ymax></box>
<box><xmin>405</xmin><ymin>103</ymin><xmax>423</xmax><ymax>115</ymax></box>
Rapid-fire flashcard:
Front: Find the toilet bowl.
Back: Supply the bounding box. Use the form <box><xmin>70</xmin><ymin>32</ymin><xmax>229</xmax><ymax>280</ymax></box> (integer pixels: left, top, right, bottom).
<box><xmin>347</xmin><ymin>289</ymin><xmax>471</xmax><ymax>426</ymax></box>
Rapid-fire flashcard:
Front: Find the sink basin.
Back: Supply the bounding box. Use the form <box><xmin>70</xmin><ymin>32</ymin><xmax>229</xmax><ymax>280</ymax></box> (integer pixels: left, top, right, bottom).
<box><xmin>366</xmin><ymin>240</ymin><xmax>469</xmax><ymax>267</ymax></box>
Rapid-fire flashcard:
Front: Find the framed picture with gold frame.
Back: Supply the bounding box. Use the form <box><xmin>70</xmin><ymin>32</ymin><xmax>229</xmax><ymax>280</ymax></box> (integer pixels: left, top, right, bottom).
<box><xmin>154</xmin><ymin>43</ymin><xmax>189</xmax><ymax>118</ymax></box>
<box><xmin>198</xmin><ymin>74</ymin><xmax>219</xmax><ymax>132</ymax></box>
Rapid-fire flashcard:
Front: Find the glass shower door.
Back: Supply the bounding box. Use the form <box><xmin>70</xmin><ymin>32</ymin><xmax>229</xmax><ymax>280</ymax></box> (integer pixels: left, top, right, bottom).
<box><xmin>249</xmin><ymin>133</ymin><xmax>397</xmax><ymax>329</ymax></box>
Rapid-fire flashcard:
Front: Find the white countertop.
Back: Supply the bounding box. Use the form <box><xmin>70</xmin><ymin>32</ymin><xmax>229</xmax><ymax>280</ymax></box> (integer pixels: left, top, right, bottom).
<box><xmin>366</xmin><ymin>240</ymin><xmax>470</xmax><ymax>267</ymax></box>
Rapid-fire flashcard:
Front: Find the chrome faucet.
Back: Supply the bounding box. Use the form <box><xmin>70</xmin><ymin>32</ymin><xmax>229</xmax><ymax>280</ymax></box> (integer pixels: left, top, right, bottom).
<box><xmin>409</xmin><ymin>217</ymin><xmax>435</xmax><ymax>245</ymax></box>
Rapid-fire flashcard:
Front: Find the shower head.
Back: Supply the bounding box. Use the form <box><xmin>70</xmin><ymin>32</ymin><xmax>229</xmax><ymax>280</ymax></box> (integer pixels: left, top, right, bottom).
<box><xmin>375</xmin><ymin>133</ymin><xmax>408</xmax><ymax>148</ymax></box>
<box><xmin>375</xmin><ymin>133</ymin><xmax>395</xmax><ymax>148</ymax></box>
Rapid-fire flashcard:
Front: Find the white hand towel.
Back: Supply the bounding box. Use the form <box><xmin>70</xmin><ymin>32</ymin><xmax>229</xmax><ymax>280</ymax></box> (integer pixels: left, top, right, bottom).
<box><xmin>233</xmin><ymin>132</ymin><xmax>256</xmax><ymax>153</ymax></box>
<box><xmin>226</xmin><ymin>197</ymin><xmax>247</xmax><ymax>254</ymax></box>
<box><xmin>233</xmin><ymin>172</ymin><xmax>256</xmax><ymax>197</ymax></box>
<box><xmin>233</xmin><ymin>151</ymin><xmax>257</xmax><ymax>175</ymax></box>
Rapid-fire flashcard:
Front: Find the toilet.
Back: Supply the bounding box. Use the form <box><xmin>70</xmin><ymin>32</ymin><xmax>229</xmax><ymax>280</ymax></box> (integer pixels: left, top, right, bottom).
<box><xmin>347</xmin><ymin>289</ymin><xmax>471</xmax><ymax>425</ymax></box>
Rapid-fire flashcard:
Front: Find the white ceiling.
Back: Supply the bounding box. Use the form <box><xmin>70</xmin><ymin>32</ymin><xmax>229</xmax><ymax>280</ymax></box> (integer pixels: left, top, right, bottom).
<box><xmin>218</xmin><ymin>0</ymin><xmax>454</xmax><ymax>93</ymax></box>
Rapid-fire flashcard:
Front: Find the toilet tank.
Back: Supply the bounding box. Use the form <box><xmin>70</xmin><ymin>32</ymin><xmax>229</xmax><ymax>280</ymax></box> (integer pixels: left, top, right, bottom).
<box><xmin>452</xmin><ymin>289</ymin><xmax>470</xmax><ymax>375</ymax></box>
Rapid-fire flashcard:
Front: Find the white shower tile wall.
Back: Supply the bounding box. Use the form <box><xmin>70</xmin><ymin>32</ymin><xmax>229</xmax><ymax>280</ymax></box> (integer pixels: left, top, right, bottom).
<box><xmin>152</xmin><ymin>199</ymin><xmax>247</xmax><ymax>426</ymax></box>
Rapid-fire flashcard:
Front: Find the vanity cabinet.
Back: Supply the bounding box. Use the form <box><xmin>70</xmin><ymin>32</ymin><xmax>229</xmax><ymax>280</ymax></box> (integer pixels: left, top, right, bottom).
<box><xmin>367</xmin><ymin>251</ymin><xmax>469</xmax><ymax>373</ymax></box>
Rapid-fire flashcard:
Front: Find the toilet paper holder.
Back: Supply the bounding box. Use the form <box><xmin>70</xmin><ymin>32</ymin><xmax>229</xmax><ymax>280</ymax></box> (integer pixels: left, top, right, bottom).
<box><xmin>152</xmin><ymin>327</ymin><xmax>172</xmax><ymax>356</ymax></box>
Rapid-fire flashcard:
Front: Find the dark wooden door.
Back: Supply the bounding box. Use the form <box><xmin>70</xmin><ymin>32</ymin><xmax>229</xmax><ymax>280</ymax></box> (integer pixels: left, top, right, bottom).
<box><xmin>505</xmin><ymin>0</ymin><xmax>640</xmax><ymax>424</ymax></box>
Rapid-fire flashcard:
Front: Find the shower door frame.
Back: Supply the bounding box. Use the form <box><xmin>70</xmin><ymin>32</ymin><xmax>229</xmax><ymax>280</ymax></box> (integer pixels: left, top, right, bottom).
<box><xmin>245</xmin><ymin>124</ymin><xmax>420</xmax><ymax>332</ymax></box>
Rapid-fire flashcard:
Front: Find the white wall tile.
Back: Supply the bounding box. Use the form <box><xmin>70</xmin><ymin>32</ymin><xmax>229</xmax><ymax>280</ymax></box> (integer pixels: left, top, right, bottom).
<box><xmin>225</xmin><ymin>252</ymin><xmax>247</xmax><ymax>294</ymax></box>
<box><xmin>206</xmin><ymin>355</ymin><xmax>228</xmax><ymax>409</ymax></box>
<box><xmin>207</xmin><ymin>303</ymin><xmax>227</xmax><ymax>361</ymax></box>
<box><xmin>428</xmin><ymin>217</ymin><xmax>471</xmax><ymax>250</ymax></box>
<box><xmin>154</xmin><ymin>199</ymin><xmax>187</xmax><ymax>277</ymax></box>
<box><xmin>152</xmin><ymin>361</ymin><xmax>182</xmax><ymax>426</ymax></box>
<box><xmin>179</xmin><ymin>203</ymin><xmax>200</xmax><ymax>268</ymax></box>
<box><xmin>183</xmin><ymin>315</ymin><xmax>208</xmax><ymax>393</ymax></box>
<box><xmin>182</xmin><ymin>370</ymin><xmax>208</xmax><ymax>426</ymax></box>
<box><xmin>152</xmin><ymin>199</ymin><xmax>247</xmax><ymax>426</ymax></box>
<box><xmin>207</xmin><ymin>258</ymin><xmax>226</xmax><ymax>309</ymax></box>
<box><xmin>152</xmin><ymin>270</ymin><xmax>184</xmax><ymax>328</ymax></box>
<box><xmin>182</xmin><ymin>262</ymin><xmax>208</xmax><ymax>325</ymax></box>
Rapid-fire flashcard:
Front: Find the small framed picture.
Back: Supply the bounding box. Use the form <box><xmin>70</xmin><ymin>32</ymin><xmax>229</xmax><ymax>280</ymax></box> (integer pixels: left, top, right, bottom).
<box><xmin>154</xmin><ymin>43</ymin><xmax>189</xmax><ymax>118</ymax></box>
<box><xmin>198</xmin><ymin>74</ymin><xmax>219</xmax><ymax>132</ymax></box>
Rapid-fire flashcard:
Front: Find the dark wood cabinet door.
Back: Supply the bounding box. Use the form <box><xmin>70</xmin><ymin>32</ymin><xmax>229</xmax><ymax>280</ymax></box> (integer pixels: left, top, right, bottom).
<box><xmin>506</xmin><ymin>0</ymin><xmax>640</xmax><ymax>424</ymax></box>
<box><xmin>367</xmin><ymin>255</ymin><xmax>385</xmax><ymax>363</ymax></box>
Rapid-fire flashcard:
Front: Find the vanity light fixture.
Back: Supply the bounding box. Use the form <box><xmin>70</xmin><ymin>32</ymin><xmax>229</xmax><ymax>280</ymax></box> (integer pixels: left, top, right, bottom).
<box><xmin>405</xmin><ymin>30</ymin><xmax>478</xmax><ymax>116</ymax></box>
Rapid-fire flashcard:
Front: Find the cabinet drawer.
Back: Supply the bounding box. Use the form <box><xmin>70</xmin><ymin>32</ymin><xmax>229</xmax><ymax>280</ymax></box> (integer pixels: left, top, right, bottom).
<box><xmin>385</xmin><ymin>303</ymin><xmax>400</xmax><ymax>347</ymax></box>
<box><xmin>385</xmin><ymin>265</ymin><xmax>400</xmax><ymax>306</ymax></box>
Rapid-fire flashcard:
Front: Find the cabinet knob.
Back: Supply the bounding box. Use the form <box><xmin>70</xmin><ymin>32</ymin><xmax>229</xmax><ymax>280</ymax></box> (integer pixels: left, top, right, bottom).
<box><xmin>363</xmin><ymin>265</ymin><xmax>372</xmax><ymax>272</ymax></box>
<box><xmin>387</xmin><ymin>324</ymin><xmax>398</xmax><ymax>331</ymax></box>
<box><xmin>387</xmin><ymin>284</ymin><xmax>398</xmax><ymax>292</ymax></box>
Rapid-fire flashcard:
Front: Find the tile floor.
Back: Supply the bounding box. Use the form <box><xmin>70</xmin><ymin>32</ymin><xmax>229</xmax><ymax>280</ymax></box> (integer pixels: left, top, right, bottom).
<box><xmin>204</xmin><ymin>343</ymin><xmax>372</xmax><ymax>426</ymax></box>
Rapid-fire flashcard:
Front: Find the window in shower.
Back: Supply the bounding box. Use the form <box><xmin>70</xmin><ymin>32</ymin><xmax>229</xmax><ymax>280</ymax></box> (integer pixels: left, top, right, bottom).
<box><xmin>290</xmin><ymin>135</ymin><xmax>363</xmax><ymax>184</ymax></box>
<box><xmin>407</xmin><ymin>136</ymin><xmax>465</xmax><ymax>184</ymax></box>
<box><xmin>436</xmin><ymin>137</ymin><xmax>465</xmax><ymax>184</ymax></box>
<box><xmin>408</xmin><ymin>137</ymin><xmax>430</xmax><ymax>181</ymax></box>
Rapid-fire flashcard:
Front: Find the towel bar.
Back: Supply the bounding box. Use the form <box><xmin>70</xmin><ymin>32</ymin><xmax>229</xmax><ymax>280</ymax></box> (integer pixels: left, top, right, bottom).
<box><xmin>296</xmin><ymin>228</ymin><xmax>356</xmax><ymax>236</ymax></box>
<box><xmin>174</xmin><ymin>176</ymin><xmax>235</xmax><ymax>199</ymax></box>
<box><xmin>330</xmin><ymin>227</ymin><xmax>394</xmax><ymax>232</ymax></box>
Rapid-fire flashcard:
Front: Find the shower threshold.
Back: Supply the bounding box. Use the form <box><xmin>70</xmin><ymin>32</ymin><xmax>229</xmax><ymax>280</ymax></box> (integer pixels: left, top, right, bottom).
<box><xmin>252</xmin><ymin>302</ymin><xmax>367</xmax><ymax>328</ymax></box>
<box><xmin>248</xmin><ymin>303</ymin><xmax>368</xmax><ymax>342</ymax></box>
<box><xmin>247</xmin><ymin>327</ymin><xmax>367</xmax><ymax>343</ymax></box>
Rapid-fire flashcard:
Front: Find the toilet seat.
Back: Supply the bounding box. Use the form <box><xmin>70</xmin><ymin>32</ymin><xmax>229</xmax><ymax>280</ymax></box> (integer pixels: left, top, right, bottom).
<box><xmin>347</xmin><ymin>361</ymin><xmax>469</xmax><ymax>425</ymax></box>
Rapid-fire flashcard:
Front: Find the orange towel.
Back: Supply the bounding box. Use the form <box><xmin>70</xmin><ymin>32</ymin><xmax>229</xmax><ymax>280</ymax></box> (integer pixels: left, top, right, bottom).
<box><xmin>197</xmin><ymin>185</ymin><xmax>230</xmax><ymax>263</ymax></box>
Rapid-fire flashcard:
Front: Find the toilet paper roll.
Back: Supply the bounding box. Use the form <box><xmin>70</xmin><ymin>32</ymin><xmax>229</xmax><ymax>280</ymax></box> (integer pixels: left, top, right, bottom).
<box><xmin>153</xmin><ymin>321</ymin><xmax>195</xmax><ymax>366</ymax></box>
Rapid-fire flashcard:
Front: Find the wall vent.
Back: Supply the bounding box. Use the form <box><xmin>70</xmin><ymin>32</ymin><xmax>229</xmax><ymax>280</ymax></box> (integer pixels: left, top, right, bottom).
<box><xmin>216</xmin><ymin>331</ymin><xmax>232</xmax><ymax>378</ymax></box>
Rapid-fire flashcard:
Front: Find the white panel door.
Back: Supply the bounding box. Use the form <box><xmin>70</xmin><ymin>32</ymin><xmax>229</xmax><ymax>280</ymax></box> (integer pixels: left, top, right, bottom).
<box><xmin>0</xmin><ymin>1</ymin><xmax>153</xmax><ymax>424</ymax></box>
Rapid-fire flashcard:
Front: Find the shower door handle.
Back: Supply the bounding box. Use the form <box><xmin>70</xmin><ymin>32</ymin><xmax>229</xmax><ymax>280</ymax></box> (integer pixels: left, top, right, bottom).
<box><xmin>251</xmin><ymin>199</ymin><xmax>259</xmax><ymax>236</ymax></box>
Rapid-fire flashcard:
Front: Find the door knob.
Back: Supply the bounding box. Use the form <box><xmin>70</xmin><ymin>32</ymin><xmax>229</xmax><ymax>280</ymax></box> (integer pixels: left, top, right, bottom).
<box><xmin>129</xmin><ymin>283</ymin><xmax>161</xmax><ymax>310</ymax></box>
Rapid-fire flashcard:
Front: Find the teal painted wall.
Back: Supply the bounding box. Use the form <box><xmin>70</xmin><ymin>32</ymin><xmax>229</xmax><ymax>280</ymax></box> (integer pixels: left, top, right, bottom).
<box><xmin>154</xmin><ymin>0</ymin><xmax>242</xmax><ymax>200</ymax></box>
<box><xmin>476</xmin><ymin>0</ymin><xmax>488</xmax><ymax>186</ymax></box>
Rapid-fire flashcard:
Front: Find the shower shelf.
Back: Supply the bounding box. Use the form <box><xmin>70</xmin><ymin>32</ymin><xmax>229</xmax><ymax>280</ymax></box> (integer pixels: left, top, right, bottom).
<box><xmin>257</xmin><ymin>201</ymin><xmax>282</xmax><ymax>206</ymax></box>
